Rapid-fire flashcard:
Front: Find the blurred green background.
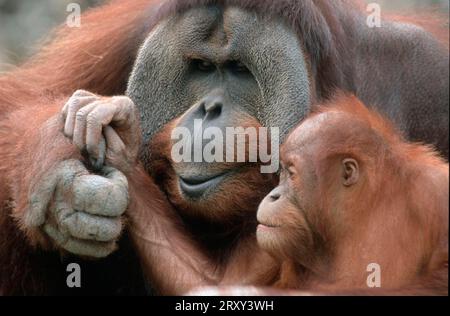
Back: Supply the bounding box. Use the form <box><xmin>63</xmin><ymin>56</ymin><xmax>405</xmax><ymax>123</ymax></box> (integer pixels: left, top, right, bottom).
<box><xmin>0</xmin><ymin>0</ymin><xmax>449</xmax><ymax>71</ymax></box>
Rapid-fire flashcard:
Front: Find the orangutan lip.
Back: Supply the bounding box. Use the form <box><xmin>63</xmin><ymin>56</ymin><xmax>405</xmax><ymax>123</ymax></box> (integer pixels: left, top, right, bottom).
<box><xmin>257</xmin><ymin>222</ymin><xmax>280</xmax><ymax>229</ymax></box>
<box><xmin>179</xmin><ymin>173</ymin><xmax>228</xmax><ymax>199</ymax></box>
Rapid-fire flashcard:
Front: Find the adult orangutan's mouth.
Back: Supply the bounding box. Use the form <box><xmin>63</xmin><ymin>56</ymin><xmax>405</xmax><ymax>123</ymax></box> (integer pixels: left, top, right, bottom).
<box><xmin>178</xmin><ymin>172</ymin><xmax>229</xmax><ymax>199</ymax></box>
<box><xmin>257</xmin><ymin>222</ymin><xmax>281</xmax><ymax>230</ymax></box>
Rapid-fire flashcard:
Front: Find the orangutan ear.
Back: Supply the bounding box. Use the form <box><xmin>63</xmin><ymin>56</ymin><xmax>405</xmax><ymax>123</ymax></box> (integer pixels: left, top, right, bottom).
<box><xmin>342</xmin><ymin>158</ymin><xmax>359</xmax><ymax>187</ymax></box>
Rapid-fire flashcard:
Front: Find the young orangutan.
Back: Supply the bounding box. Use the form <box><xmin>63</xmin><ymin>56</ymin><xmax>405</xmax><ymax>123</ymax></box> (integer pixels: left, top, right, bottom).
<box><xmin>190</xmin><ymin>94</ymin><xmax>449</xmax><ymax>296</ymax></box>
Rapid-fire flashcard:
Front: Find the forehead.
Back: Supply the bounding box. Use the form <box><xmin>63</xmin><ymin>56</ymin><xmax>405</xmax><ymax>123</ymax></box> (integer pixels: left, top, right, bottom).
<box><xmin>285</xmin><ymin>112</ymin><xmax>338</xmax><ymax>149</ymax></box>
<box><xmin>174</xmin><ymin>5</ymin><xmax>278</xmax><ymax>32</ymax></box>
<box><xmin>282</xmin><ymin>111</ymin><xmax>355</xmax><ymax>160</ymax></box>
<box><xmin>161</xmin><ymin>6</ymin><xmax>299</xmax><ymax>54</ymax></box>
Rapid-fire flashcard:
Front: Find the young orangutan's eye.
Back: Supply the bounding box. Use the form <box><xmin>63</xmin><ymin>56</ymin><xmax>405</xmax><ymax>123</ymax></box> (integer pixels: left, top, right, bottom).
<box><xmin>287</xmin><ymin>167</ymin><xmax>295</xmax><ymax>177</ymax></box>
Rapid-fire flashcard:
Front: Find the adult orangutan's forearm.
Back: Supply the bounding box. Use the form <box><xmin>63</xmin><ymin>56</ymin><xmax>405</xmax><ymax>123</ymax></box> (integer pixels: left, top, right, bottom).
<box><xmin>127</xmin><ymin>167</ymin><xmax>220</xmax><ymax>295</ymax></box>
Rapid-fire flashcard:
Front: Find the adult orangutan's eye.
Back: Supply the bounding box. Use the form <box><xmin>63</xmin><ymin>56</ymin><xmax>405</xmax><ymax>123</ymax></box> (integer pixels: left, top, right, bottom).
<box><xmin>230</xmin><ymin>61</ymin><xmax>249</xmax><ymax>74</ymax></box>
<box><xmin>194</xmin><ymin>59</ymin><xmax>215</xmax><ymax>72</ymax></box>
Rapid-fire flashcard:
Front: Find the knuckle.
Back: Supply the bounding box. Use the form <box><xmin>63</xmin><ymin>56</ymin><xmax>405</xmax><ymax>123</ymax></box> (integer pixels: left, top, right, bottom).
<box><xmin>58</xmin><ymin>161</ymin><xmax>84</xmax><ymax>180</ymax></box>
<box><xmin>114</xmin><ymin>96</ymin><xmax>132</xmax><ymax>104</ymax></box>
<box><xmin>68</xmin><ymin>99</ymin><xmax>82</xmax><ymax>112</ymax></box>
<box><xmin>73</xmin><ymin>89</ymin><xmax>94</xmax><ymax>98</ymax></box>
<box><xmin>92</xmin><ymin>179</ymin><xmax>114</xmax><ymax>197</ymax></box>
<box><xmin>62</xmin><ymin>104</ymin><xmax>69</xmax><ymax>116</ymax></box>
<box><xmin>105</xmin><ymin>189</ymin><xmax>128</xmax><ymax>215</ymax></box>
<box><xmin>102</xmin><ymin>220</ymin><xmax>123</xmax><ymax>240</ymax></box>
<box><xmin>73</xmin><ymin>89</ymin><xmax>87</xmax><ymax>96</ymax></box>
<box><xmin>100</xmin><ymin>179</ymin><xmax>116</xmax><ymax>192</ymax></box>
<box><xmin>59</xmin><ymin>214</ymin><xmax>75</xmax><ymax>232</ymax></box>
<box><xmin>73</xmin><ymin>175</ymin><xmax>128</xmax><ymax>217</ymax></box>
<box><xmin>114</xmin><ymin>196</ymin><xmax>129</xmax><ymax>213</ymax></box>
<box><xmin>75</xmin><ymin>110</ymin><xmax>87</xmax><ymax>121</ymax></box>
<box><xmin>79</xmin><ymin>175</ymin><xmax>110</xmax><ymax>191</ymax></box>
<box><xmin>116</xmin><ymin>96</ymin><xmax>136</xmax><ymax>111</ymax></box>
<box><xmin>86</xmin><ymin>112</ymin><xmax>98</xmax><ymax>126</ymax></box>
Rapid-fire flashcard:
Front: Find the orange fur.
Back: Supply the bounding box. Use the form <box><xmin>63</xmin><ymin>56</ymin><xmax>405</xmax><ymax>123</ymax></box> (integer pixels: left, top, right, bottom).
<box><xmin>267</xmin><ymin>94</ymin><xmax>449</xmax><ymax>295</ymax></box>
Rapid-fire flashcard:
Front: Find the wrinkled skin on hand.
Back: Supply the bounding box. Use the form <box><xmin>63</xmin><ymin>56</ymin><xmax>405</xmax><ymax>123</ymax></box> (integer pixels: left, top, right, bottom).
<box><xmin>61</xmin><ymin>90</ymin><xmax>141</xmax><ymax>173</ymax></box>
<box><xmin>25</xmin><ymin>90</ymin><xmax>141</xmax><ymax>258</ymax></box>
<box><xmin>26</xmin><ymin>160</ymin><xmax>129</xmax><ymax>258</ymax></box>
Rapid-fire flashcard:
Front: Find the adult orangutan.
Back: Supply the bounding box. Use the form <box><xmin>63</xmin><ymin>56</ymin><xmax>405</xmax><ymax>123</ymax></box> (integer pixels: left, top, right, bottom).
<box><xmin>188</xmin><ymin>95</ymin><xmax>449</xmax><ymax>296</ymax></box>
<box><xmin>0</xmin><ymin>0</ymin><xmax>448</xmax><ymax>295</ymax></box>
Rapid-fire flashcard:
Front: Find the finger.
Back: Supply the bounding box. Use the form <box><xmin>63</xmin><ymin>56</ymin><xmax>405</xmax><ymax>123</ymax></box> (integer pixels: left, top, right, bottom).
<box><xmin>55</xmin><ymin>159</ymin><xmax>91</xmax><ymax>194</ymax></box>
<box><xmin>64</xmin><ymin>96</ymin><xmax>97</xmax><ymax>138</ymax></box>
<box><xmin>103</xmin><ymin>125</ymin><xmax>126</xmax><ymax>153</ymax></box>
<box><xmin>62</xmin><ymin>90</ymin><xmax>96</xmax><ymax>117</ymax></box>
<box><xmin>25</xmin><ymin>160</ymin><xmax>88</xmax><ymax>227</ymax></box>
<box><xmin>89</xmin><ymin>136</ymin><xmax>106</xmax><ymax>171</ymax></box>
<box><xmin>110</xmin><ymin>97</ymin><xmax>141</xmax><ymax>148</ymax></box>
<box><xmin>50</xmin><ymin>202</ymin><xmax>74</xmax><ymax>233</ymax></box>
<box><xmin>26</xmin><ymin>172</ymin><xmax>59</xmax><ymax>227</ymax></box>
<box><xmin>103</xmin><ymin>123</ymin><xmax>124</xmax><ymax>143</ymax></box>
<box><xmin>61</xmin><ymin>212</ymin><xmax>123</xmax><ymax>242</ymax></box>
<box><xmin>110</xmin><ymin>96</ymin><xmax>137</xmax><ymax>128</ymax></box>
<box><xmin>64</xmin><ymin>239</ymin><xmax>117</xmax><ymax>258</ymax></box>
<box><xmin>101</xmin><ymin>165</ymin><xmax>129</xmax><ymax>191</ymax></box>
<box><xmin>43</xmin><ymin>223</ymin><xmax>117</xmax><ymax>258</ymax></box>
<box><xmin>50</xmin><ymin>160</ymin><xmax>92</xmax><ymax>229</ymax></box>
<box><xmin>84</xmin><ymin>98</ymin><xmax>138</xmax><ymax>166</ymax></box>
<box><xmin>63</xmin><ymin>238</ymin><xmax>117</xmax><ymax>258</ymax></box>
<box><xmin>43</xmin><ymin>223</ymin><xmax>69</xmax><ymax>246</ymax></box>
<box><xmin>73</xmin><ymin>90</ymin><xmax>96</xmax><ymax>98</ymax></box>
<box><xmin>72</xmin><ymin>174</ymin><xmax>128</xmax><ymax>217</ymax></box>
<box><xmin>73</xmin><ymin>102</ymin><xmax>101</xmax><ymax>151</ymax></box>
<box><xmin>103</xmin><ymin>126</ymin><xmax>130</xmax><ymax>170</ymax></box>
<box><xmin>85</xmin><ymin>103</ymin><xmax>118</xmax><ymax>163</ymax></box>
